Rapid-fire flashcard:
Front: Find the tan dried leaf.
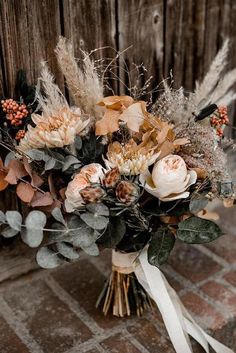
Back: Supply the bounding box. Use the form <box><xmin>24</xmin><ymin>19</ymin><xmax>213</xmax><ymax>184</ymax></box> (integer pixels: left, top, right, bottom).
<box><xmin>197</xmin><ymin>209</ymin><xmax>219</xmax><ymax>221</ymax></box>
<box><xmin>0</xmin><ymin>158</ymin><xmax>8</xmax><ymax>191</ymax></box>
<box><xmin>95</xmin><ymin>109</ymin><xmax>120</xmax><ymax>135</ymax></box>
<box><xmin>5</xmin><ymin>160</ymin><xmax>28</xmax><ymax>184</ymax></box>
<box><xmin>119</xmin><ymin>101</ymin><xmax>146</xmax><ymax>132</ymax></box>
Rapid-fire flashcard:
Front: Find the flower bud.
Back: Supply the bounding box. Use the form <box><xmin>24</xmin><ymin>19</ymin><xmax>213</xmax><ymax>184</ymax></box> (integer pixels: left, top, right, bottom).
<box><xmin>116</xmin><ymin>181</ymin><xmax>140</xmax><ymax>205</ymax></box>
<box><xmin>80</xmin><ymin>185</ymin><xmax>105</xmax><ymax>203</ymax></box>
<box><xmin>103</xmin><ymin>167</ymin><xmax>121</xmax><ymax>188</ymax></box>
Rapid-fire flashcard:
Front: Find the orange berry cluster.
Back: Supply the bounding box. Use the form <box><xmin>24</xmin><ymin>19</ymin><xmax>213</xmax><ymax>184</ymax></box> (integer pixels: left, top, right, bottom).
<box><xmin>15</xmin><ymin>129</ymin><xmax>26</xmax><ymax>141</ymax></box>
<box><xmin>210</xmin><ymin>106</ymin><xmax>229</xmax><ymax>137</ymax></box>
<box><xmin>1</xmin><ymin>99</ymin><xmax>28</xmax><ymax>127</ymax></box>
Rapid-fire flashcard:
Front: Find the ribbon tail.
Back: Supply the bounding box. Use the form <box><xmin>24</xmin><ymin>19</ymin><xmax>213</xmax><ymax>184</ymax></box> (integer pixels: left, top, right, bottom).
<box><xmin>134</xmin><ymin>249</ymin><xmax>234</xmax><ymax>353</ymax></box>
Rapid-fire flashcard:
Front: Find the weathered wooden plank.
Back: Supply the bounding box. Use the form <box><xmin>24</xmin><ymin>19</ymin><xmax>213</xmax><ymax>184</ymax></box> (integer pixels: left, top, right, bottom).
<box><xmin>62</xmin><ymin>0</ymin><xmax>117</xmax><ymax>95</ymax></box>
<box><xmin>117</xmin><ymin>0</ymin><xmax>164</xmax><ymax>101</ymax></box>
<box><xmin>0</xmin><ymin>0</ymin><xmax>63</xmax><ymax>97</ymax></box>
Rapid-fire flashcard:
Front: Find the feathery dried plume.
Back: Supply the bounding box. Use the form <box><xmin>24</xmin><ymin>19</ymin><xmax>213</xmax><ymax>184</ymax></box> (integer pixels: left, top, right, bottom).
<box><xmin>152</xmin><ymin>82</ymin><xmax>188</xmax><ymax>125</ymax></box>
<box><xmin>189</xmin><ymin>39</ymin><xmax>229</xmax><ymax>110</ymax></box>
<box><xmin>55</xmin><ymin>36</ymin><xmax>103</xmax><ymax>119</ymax></box>
<box><xmin>36</xmin><ymin>62</ymin><xmax>69</xmax><ymax>116</ymax></box>
<box><xmin>210</xmin><ymin>68</ymin><xmax>236</xmax><ymax>105</ymax></box>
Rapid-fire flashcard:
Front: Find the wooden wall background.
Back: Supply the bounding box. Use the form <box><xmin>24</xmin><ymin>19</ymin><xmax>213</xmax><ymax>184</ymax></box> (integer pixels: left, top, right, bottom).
<box><xmin>0</xmin><ymin>0</ymin><xmax>236</xmax><ymax>126</ymax></box>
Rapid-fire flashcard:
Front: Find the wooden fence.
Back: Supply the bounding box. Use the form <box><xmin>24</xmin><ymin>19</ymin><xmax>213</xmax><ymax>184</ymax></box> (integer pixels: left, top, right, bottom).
<box><xmin>1</xmin><ymin>0</ymin><xmax>236</xmax><ymax>119</ymax></box>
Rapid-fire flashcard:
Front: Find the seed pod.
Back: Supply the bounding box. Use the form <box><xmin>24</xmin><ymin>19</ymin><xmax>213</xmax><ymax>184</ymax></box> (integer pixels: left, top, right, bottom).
<box><xmin>116</xmin><ymin>181</ymin><xmax>140</xmax><ymax>205</ymax></box>
<box><xmin>103</xmin><ymin>168</ymin><xmax>121</xmax><ymax>188</ymax></box>
<box><xmin>80</xmin><ymin>185</ymin><xmax>105</xmax><ymax>203</ymax></box>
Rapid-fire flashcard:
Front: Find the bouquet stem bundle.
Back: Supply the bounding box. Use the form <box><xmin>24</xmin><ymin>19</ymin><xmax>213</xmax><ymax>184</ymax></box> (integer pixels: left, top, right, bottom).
<box><xmin>96</xmin><ymin>251</ymin><xmax>152</xmax><ymax>317</ymax></box>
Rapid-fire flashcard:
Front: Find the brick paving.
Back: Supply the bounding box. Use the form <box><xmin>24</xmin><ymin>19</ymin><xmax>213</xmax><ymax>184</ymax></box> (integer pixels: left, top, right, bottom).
<box><xmin>0</xmin><ymin>207</ymin><xmax>235</xmax><ymax>352</ymax></box>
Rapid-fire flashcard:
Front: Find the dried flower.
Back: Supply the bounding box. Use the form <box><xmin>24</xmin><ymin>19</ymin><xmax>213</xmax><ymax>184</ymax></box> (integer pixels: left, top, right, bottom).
<box><xmin>140</xmin><ymin>155</ymin><xmax>197</xmax><ymax>201</ymax></box>
<box><xmin>103</xmin><ymin>168</ymin><xmax>121</xmax><ymax>188</ymax></box>
<box><xmin>116</xmin><ymin>181</ymin><xmax>140</xmax><ymax>205</ymax></box>
<box><xmin>80</xmin><ymin>185</ymin><xmax>105</xmax><ymax>203</ymax></box>
<box><xmin>19</xmin><ymin>107</ymin><xmax>89</xmax><ymax>151</ymax></box>
<box><xmin>105</xmin><ymin>140</ymin><xmax>160</xmax><ymax>176</ymax></box>
<box><xmin>65</xmin><ymin>163</ymin><xmax>105</xmax><ymax>212</ymax></box>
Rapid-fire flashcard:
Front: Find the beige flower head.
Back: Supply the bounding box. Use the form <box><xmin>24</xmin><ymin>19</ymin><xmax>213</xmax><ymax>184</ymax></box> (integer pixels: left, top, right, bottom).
<box><xmin>19</xmin><ymin>107</ymin><xmax>89</xmax><ymax>151</ymax></box>
<box><xmin>65</xmin><ymin>163</ymin><xmax>105</xmax><ymax>212</ymax></box>
<box><xmin>140</xmin><ymin>155</ymin><xmax>197</xmax><ymax>201</ymax></box>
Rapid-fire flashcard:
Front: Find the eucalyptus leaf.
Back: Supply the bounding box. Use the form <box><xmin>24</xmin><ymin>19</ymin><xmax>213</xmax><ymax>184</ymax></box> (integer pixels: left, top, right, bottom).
<box><xmin>148</xmin><ymin>228</ymin><xmax>175</xmax><ymax>267</ymax></box>
<box><xmin>82</xmin><ymin>243</ymin><xmax>99</xmax><ymax>256</ymax></box>
<box><xmin>21</xmin><ymin>229</ymin><xmax>44</xmax><ymax>248</ymax></box>
<box><xmin>62</xmin><ymin>155</ymin><xmax>80</xmax><ymax>172</ymax></box>
<box><xmin>27</xmin><ymin>149</ymin><xmax>46</xmax><ymax>161</ymax></box>
<box><xmin>86</xmin><ymin>203</ymin><xmax>109</xmax><ymax>216</ymax></box>
<box><xmin>0</xmin><ymin>211</ymin><xmax>6</xmax><ymax>223</ymax></box>
<box><xmin>177</xmin><ymin>216</ymin><xmax>223</xmax><ymax>244</ymax></box>
<box><xmin>80</xmin><ymin>212</ymin><xmax>108</xmax><ymax>230</ymax></box>
<box><xmin>56</xmin><ymin>242</ymin><xmax>79</xmax><ymax>259</ymax></box>
<box><xmin>189</xmin><ymin>197</ymin><xmax>208</xmax><ymax>213</ymax></box>
<box><xmin>1</xmin><ymin>227</ymin><xmax>19</xmax><ymax>238</ymax></box>
<box><xmin>25</xmin><ymin>210</ymin><xmax>47</xmax><ymax>230</ymax></box>
<box><xmin>44</xmin><ymin>157</ymin><xmax>56</xmax><ymax>171</ymax></box>
<box><xmin>6</xmin><ymin>211</ymin><xmax>22</xmax><ymax>231</ymax></box>
<box><xmin>4</xmin><ymin>151</ymin><xmax>16</xmax><ymax>167</ymax></box>
<box><xmin>22</xmin><ymin>211</ymin><xmax>47</xmax><ymax>247</ymax></box>
<box><xmin>74</xmin><ymin>136</ymin><xmax>82</xmax><ymax>151</ymax></box>
<box><xmin>36</xmin><ymin>247</ymin><xmax>63</xmax><ymax>269</ymax></box>
<box><xmin>52</xmin><ymin>208</ymin><xmax>66</xmax><ymax>226</ymax></box>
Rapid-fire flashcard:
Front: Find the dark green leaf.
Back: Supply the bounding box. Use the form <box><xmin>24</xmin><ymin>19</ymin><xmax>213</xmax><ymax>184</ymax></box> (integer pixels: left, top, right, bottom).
<box><xmin>177</xmin><ymin>216</ymin><xmax>223</xmax><ymax>244</ymax></box>
<box><xmin>97</xmin><ymin>217</ymin><xmax>126</xmax><ymax>248</ymax></box>
<box><xmin>148</xmin><ymin>228</ymin><xmax>175</xmax><ymax>267</ymax></box>
<box><xmin>189</xmin><ymin>196</ymin><xmax>208</xmax><ymax>213</ymax></box>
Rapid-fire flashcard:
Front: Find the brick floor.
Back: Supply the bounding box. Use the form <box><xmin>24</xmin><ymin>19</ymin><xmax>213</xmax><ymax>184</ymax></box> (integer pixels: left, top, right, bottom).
<box><xmin>0</xmin><ymin>235</ymin><xmax>235</xmax><ymax>352</ymax></box>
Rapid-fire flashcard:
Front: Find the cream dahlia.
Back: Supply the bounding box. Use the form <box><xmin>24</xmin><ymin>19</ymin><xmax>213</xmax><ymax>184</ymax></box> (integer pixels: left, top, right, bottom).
<box><xmin>105</xmin><ymin>140</ymin><xmax>160</xmax><ymax>176</ymax></box>
<box><xmin>140</xmin><ymin>155</ymin><xmax>197</xmax><ymax>201</ymax></box>
<box><xmin>19</xmin><ymin>107</ymin><xmax>89</xmax><ymax>151</ymax></box>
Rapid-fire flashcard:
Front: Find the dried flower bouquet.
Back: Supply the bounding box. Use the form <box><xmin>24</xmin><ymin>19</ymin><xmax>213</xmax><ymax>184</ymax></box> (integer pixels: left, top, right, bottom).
<box><xmin>0</xmin><ymin>37</ymin><xmax>235</xmax><ymax>353</ymax></box>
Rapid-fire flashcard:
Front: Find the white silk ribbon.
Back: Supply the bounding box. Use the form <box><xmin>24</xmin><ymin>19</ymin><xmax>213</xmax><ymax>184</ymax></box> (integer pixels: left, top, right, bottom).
<box><xmin>112</xmin><ymin>249</ymin><xmax>234</xmax><ymax>353</ymax></box>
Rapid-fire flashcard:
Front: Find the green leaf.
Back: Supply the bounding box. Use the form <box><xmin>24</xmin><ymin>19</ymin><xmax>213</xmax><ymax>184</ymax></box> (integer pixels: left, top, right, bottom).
<box><xmin>74</xmin><ymin>136</ymin><xmax>82</xmax><ymax>151</ymax></box>
<box><xmin>62</xmin><ymin>155</ymin><xmax>80</xmax><ymax>172</ymax></box>
<box><xmin>51</xmin><ymin>208</ymin><xmax>66</xmax><ymax>226</ymax></box>
<box><xmin>176</xmin><ymin>216</ymin><xmax>223</xmax><ymax>244</ymax></box>
<box><xmin>189</xmin><ymin>197</ymin><xmax>208</xmax><ymax>213</ymax></box>
<box><xmin>27</xmin><ymin>149</ymin><xmax>46</xmax><ymax>161</ymax></box>
<box><xmin>82</xmin><ymin>243</ymin><xmax>99</xmax><ymax>256</ymax></box>
<box><xmin>97</xmin><ymin>217</ymin><xmax>126</xmax><ymax>248</ymax></box>
<box><xmin>22</xmin><ymin>211</ymin><xmax>47</xmax><ymax>247</ymax></box>
<box><xmin>36</xmin><ymin>247</ymin><xmax>63</xmax><ymax>269</ymax></box>
<box><xmin>86</xmin><ymin>203</ymin><xmax>109</xmax><ymax>216</ymax></box>
<box><xmin>56</xmin><ymin>242</ymin><xmax>79</xmax><ymax>259</ymax></box>
<box><xmin>148</xmin><ymin>228</ymin><xmax>175</xmax><ymax>267</ymax></box>
<box><xmin>44</xmin><ymin>157</ymin><xmax>56</xmax><ymax>171</ymax></box>
<box><xmin>0</xmin><ymin>211</ymin><xmax>6</xmax><ymax>223</ymax></box>
<box><xmin>80</xmin><ymin>212</ymin><xmax>108</xmax><ymax>230</ymax></box>
<box><xmin>66</xmin><ymin>215</ymin><xmax>99</xmax><ymax>248</ymax></box>
<box><xmin>6</xmin><ymin>211</ymin><xmax>22</xmax><ymax>231</ymax></box>
<box><xmin>1</xmin><ymin>227</ymin><xmax>19</xmax><ymax>238</ymax></box>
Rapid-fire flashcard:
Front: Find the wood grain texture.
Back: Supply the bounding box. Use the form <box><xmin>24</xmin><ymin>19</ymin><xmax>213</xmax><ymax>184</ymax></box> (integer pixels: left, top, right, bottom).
<box><xmin>0</xmin><ymin>0</ymin><xmax>63</xmax><ymax>97</ymax></box>
<box><xmin>117</xmin><ymin>0</ymin><xmax>164</xmax><ymax>100</ymax></box>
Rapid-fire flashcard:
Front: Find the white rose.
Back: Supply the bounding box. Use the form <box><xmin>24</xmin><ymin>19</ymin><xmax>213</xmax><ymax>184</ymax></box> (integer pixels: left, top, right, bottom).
<box><xmin>65</xmin><ymin>163</ymin><xmax>105</xmax><ymax>212</ymax></box>
<box><xmin>140</xmin><ymin>155</ymin><xmax>197</xmax><ymax>201</ymax></box>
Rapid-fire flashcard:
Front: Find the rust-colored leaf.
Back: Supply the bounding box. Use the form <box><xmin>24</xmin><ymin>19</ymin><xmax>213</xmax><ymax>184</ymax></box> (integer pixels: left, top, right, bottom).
<box><xmin>16</xmin><ymin>182</ymin><xmax>35</xmax><ymax>203</ymax></box>
<box><xmin>97</xmin><ymin>96</ymin><xmax>134</xmax><ymax>110</ymax></box>
<box><xmin>30</xmin><ymin>191</ymin><xmax>54</xmax><ymax>207</ymax></box>
<box><xmin>5</xmin><ymin>159</ymin><xmax>28</xmax><ymax>184</ymax></box>
<box><xmin>0</xmin><ymin>158</ymin><xmax>9</xmax><ymax>191</ymax></box>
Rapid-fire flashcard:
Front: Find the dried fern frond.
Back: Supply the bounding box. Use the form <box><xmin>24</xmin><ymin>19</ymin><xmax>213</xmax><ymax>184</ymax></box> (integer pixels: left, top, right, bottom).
<box><xmin>189</xmin><ymin>39</ymin><xmax>229</xmax><ymax>110</ymax></box>
<box><xmin>55</xmin><ymin>36</ymin><xmax>103</xmax><ymax>119</ymax></box>
<box><xmin>36</xmin><ymin>62</ymin><xmax>69</xmax><ymax>116</ymax></box>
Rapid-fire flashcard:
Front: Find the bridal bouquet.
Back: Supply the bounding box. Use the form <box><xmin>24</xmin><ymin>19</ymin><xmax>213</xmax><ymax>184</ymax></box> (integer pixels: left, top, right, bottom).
<box><xmin>0</xmin><ymin>37</ymin><xmax>235</xmax><ymax>353</ymax></box>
